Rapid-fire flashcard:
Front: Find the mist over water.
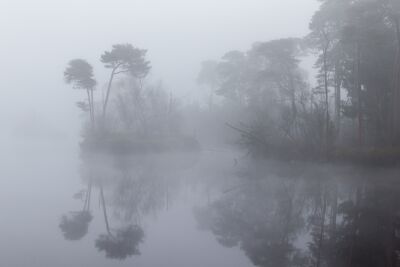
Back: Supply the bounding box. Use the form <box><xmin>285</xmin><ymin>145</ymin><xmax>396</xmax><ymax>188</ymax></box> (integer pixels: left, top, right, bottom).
<box><xmin>2</xmin><ymin>0</ymin><xmax>400</xmax><ymax>266</ymax></box>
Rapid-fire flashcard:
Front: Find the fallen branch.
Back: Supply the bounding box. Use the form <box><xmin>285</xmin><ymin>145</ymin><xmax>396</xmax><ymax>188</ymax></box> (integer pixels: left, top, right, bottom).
<box><xmin>225</xmin><ymin>122</ymin><xmax>269</xmax><ymax>147</ymax></box>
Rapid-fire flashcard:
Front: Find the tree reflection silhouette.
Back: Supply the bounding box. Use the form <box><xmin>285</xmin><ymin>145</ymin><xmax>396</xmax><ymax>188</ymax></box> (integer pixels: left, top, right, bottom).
<box><xmin>95</xmin><ymin>184</ymin><xmax>144</xmax><ymax>260</ymax></box>
<box><xmin>195</xmin><ymin>166</ymin><xmax>400</xmax><ymax>267</ymax></box>
<box><xmin>95</xmin><ymin>225</ymin><xmax>144</xmax><ymax>260</ymax></box>
<box><xmin>195</xmin><ymin>178</ymin><xmax>307</xmax><ymax>267</ymax></box>
<box><xmin>59</xmin><ymin>179</ymin><xmax>93</xmax><ymax>240</ymax></box>
<box><xmin>59</xmin><ymin>211</ymin><xmax>93</xmax><ymax>240</ymax></box>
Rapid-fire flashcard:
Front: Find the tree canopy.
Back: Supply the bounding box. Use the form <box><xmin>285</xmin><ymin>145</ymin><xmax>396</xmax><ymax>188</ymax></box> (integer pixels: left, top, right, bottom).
<box><xmin>100</xmin><ymin>43</ymin><xmax>151</xmax><ymax>78</ymax></box>
<box><xmin>64</xmin><ymin>59</ymin><xmax>96</xmax><ymax>90</ymax></box>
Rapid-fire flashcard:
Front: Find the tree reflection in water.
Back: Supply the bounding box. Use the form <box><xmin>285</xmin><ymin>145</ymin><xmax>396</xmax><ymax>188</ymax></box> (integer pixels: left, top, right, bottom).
<box><xmin>95</xmin><ymin>224</ymin><xmax>144</xmax><ymax>260</ymax></box>
<box><xmin>195</xmin><ymin>173</ymin><xmax>308</xmax><ymax>267</ymax></box>
<box><xmin>58</xmin><ymin>154</ymin><xmax>400</xmax><ymax>266</ymax></box>
<box><xmin>58</xmin><ymin>153</ymin><xmax>185</xmax><ymax>260</ymax></box>
<box><xmin>195</xmin><ymin>163</ymin><xmax>400</xmax><ymax>267</ymax></box>
<box><xmin>59</xmin><ymin>179</ymin><xmax>93</xmax><ymax>240</ymax></box>
<box><xmin>59</xmin><ymin>211</ymin><xmax>93</xmax><ymax>240</ymax></box>
<box><xmin>95</xmin><ymin>184</ymin><xmax>144</xmax><ymax>260</ymax></box>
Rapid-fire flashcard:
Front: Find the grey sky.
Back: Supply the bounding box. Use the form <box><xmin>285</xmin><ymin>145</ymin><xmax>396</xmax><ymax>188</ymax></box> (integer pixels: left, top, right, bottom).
<box><xmin>0</xmin><ymin>0</ymin><xmax>319</xmax><ymax>136</ymax></box>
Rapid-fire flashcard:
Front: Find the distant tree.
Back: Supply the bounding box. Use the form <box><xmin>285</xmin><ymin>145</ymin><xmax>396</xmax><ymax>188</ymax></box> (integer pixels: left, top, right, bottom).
<box><xmin>199</xmin><ymin>39</ymin><xmax>313</xmax><ymax>157</ymax></box>
<box><xmin>100</xmin><ymin>44</ymin><xmax>151</xmax><ymax>119</ymax></box>
<box><xmin>197</xmin><ymin>60</ymin><xmax>220</xmax><ymax>88</ymax></box>
<box><xmin>64</xmin><ymin>59</ymin><xmax>97</xmax><ymax>125</ymax></box>
<box><xmin>341</xmin><ymin>0</ymin><xmax>395</xmax><ymax>145</ymax></box>
<box><xmin>307</xmin><ymin>1</ymin><xmax>344</xmax><ymax>150</ymax></box>
<box><xmin>249</xmin><ymin>38</ymin><xmax>306</xmax><ymax>120</ymax></box>
<box><xmin>384</xmin><ymin>0</ymin><xmax>400</xmax><ymax>140</ymax></box>
<box><xmin>215</xmin><ymin>51</ymin><xmax>249</xmax><ymax>104</ymax></box>
<box><xmin>305</xmin><ymin>0</ymin><xmax>398</xmax><ymax>148</ymax></box>
<box><xmin>114</xmin><ymin>78</ymin><xmax>183</xmax><ymax>136</ymax></box>
<box><xmin>197</xmin><ymin>60</ymin><xmax>220</xmax><ymax>108</ymax></box>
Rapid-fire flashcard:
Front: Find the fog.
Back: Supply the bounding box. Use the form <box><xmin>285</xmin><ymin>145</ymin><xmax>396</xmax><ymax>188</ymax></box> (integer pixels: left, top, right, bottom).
<box><xmin>0</xmin><ymin>0</ymin><xmax>318</xmax><ymax>138</ymax></box>
<box><xmin>2</xmin><ymin>0</ymin><xmax>400</xmax><ymax>266</ymax></box>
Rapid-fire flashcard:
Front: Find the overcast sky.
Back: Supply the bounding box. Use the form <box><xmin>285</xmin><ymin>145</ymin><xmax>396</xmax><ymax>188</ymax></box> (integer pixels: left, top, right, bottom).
<box><xmin>0</xmin><ymin>0</ymin><xmax>319</xmax><ymax>137</ymax></box>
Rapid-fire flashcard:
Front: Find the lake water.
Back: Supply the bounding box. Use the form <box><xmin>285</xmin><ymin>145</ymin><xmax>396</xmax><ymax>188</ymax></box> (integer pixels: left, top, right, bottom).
<box><xmin>2</xmin><ymin>137</ymin><xmax>400</xmax><ymax>267</ymax></box>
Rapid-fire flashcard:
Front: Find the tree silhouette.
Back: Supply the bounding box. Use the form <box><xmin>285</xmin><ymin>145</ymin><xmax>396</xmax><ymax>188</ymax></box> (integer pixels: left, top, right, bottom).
<box><xmin>59</xmin><ymin>211</ymin><xmax>93</xmax><ymax>240</ymax></box>
<box><xmin>64</xmin><ymin>59</ymin><xmax>97</xmax><ymax>126</ymax></box>
<box><xmin>95</xmin><ymin>225</ymin><xmax>144</xmax><ymax>260</ymax></box>
<box><xmin>95</xmin><ymin>185</ymin><xmax>144</xmax><ymax>260</ymax></box>
<box><xmin>59</xmin><ymin>179</ymin><xmax>93</xmax><ymax>241</ymax></box>
<box><xmin>100</xmin><ymin>44</ymin><xmax>151</xmax><ymax>119</ymax></box>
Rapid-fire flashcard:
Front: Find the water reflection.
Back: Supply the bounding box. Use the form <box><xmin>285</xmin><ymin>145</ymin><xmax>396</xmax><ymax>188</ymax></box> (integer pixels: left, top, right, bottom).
<box><xmin>195</xmin><ymin>170</ymin><xmax>307</xmax><ymax>267</ymax></box>
<box><xmin>195</xmin><ymin>163</ymin><xmax>400</xmax><ymax>267</ymax></box>
<box><xmin>59</xmin><ymin>154</ymin><xmax>400</xmax><ymax>266</ymax></box>
<box><xmin>95</xmin><ymin>184</ymin><xmax>144</xmax><ymax>260</ymax></box>
<box><xmin>59</xmin><ymin>179</ymin><xmax>93</xmax><ymax>240</ymax></box>
<box><xmin>95</xmin><ymin>225</ymin><xmax>144</xmax><ymax>260</ymax></box>
<box><xmin>59</xmin><ymin>153</ymin><xmax>193</xmax><ymax>261</ymax></box>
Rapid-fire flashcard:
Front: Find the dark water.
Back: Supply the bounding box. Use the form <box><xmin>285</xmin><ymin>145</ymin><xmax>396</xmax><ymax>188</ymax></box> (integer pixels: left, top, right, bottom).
<box><xmin>3</xmin><ymin>138</ymin><xmax>400</xmax><ymax>267</ymax></box>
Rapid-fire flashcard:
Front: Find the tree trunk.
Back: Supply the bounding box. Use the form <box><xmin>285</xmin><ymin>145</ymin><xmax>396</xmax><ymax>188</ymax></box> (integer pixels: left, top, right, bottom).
<box><xmin>334</xmin><ymin>62</ymin><xmax>341</xmax><ymax>136</ymax></box>
<box><xmin>90</xmin><ymin>88</ymin><xmax>95</xmax><ymax>127</ymax></box>
<box><xmin>355</xmin><ymin>43</ymin><xmax>364</xmax><ymax>147</ymax></box>
<box><xmin>316</xmin><ymin>193</ymin><xmax>327</xmax><ymax>267</ymax></box>
<box><xmin>395</xmin><ymin>17</ymin><xmax>400</xmax><ymax>50</ymax></box>
<box><xmin>83</xmin><ymin>178</ymin><xmax>92</xmax><ymax>211</ymax></box>
<box><xmin>86</xmin><ymin>89</ymin><xmax>94</xmax><ymax>126</ymax></box>
<box><xmin>347</xmin><ymin>186</ymin><xmax>362</xmax><ymax>267</ymax></box>
<box><xmin>102</xmin><ymin>70</ymin><xmax>116</xmax><ymax>120</ymax></box>
<box><xmin>100</xmin><ymin>185</ymin><xmax>112</xmax><ymax>235</ymax></box>
<box><xmin>323</xmin><ymin>48</ymin><xmax>330</xmax><ymax>153</ymax></box>
<box><xmin>385</xmin><ymin>213</ymin><xmax>395</xmax><ymax>267</ymax></box>
<box><xmin>392</xmin><ymin>17</ymin><xmax>400</xmax><ymax>142</ymax></box>
<box><xmin>329</xmin><ymin>184</ymin><xmax>338</xmax><ymax>267</ymax></box>
<box><xmin>87</xmin><ymin>178</ymin><xmax>92</xmax><ymax>210</ymax></box>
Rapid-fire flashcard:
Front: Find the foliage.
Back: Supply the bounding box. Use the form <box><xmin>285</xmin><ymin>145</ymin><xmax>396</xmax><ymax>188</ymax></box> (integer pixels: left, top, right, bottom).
<box><xmin>198</xmin><ymin>0</ymin><xmax>400</xmax><ymax>160</ymax></box>
<box><xmin>100</xmin><ymin>44</ymin><xmax>150</xmax><ymax>78</ymax></box>
<box><xmin>59</xmin><ymin>211</ymin><xmax>93</xmax><ymax>240</ymax></box>
<box><xmin>64</xmin><ymin>59</ymin><xmax>96</xmax><ymax>89</ymax></box>
<box><xmin>95</xmin><ymin>225</ymin><xmax>144</xmax><ymax>260</ymax></box>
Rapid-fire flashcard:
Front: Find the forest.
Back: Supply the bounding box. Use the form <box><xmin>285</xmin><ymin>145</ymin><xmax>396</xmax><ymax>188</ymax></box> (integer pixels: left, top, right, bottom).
<box><xmin>63</xmin><ymin>0</ymin><xmax>400</xmax><ymax>166</ymax></box>
<box><xmin>8</xmin><ymin>0</ymin><xmax>400</xmax><ymax>267</ymax></box>
<box><xmin>11</xmin><ymin>0</ymin><xmax>400</xmax><ymax>267</ymax></box>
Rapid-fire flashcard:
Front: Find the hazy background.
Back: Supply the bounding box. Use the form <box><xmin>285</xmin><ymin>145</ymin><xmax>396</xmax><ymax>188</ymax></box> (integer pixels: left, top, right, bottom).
<box><xmin>0</xmin><ymin>0</ymin><xmax>319</xmax><ymax>141</ymax></box>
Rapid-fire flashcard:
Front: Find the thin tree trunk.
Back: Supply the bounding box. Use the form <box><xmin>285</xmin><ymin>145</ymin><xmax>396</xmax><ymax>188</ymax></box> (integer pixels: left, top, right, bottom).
<box><xmin>86</xmin><ymin>89</ymin><xmax>94</xmax><ymax>127</ymax></box>
<box><xmin>87</xmin><ymin>178</ymin><xmax>92</xmax><ymax>211</ymax></box>
<box><xmin>90</xmin><ymin>88</ymin><xmax>95</xmax><ymax>127</ymax></box>
<box><xmin>395</xmin><ymin>17</ymin><xmax>400</xmax><ymax>50</ymax></box>
<box><xmin>347</xmin><ymin>186</ymin><xmax>362</xmax><ymax>267</ymax></box>
<box><xmin>391</xmin><ymin>17</ymin><xmax>400</xmax><ymax>142</ymax></box>
<box><xmin>385</xmin><ymin>186</ymin><xmax>398</xmax><ymax>267</ymax></box>
<box><xmin>100</xmin><ymin>185</ymin><xmax>112</xmax><ymax>235</ymax></box>
<box><xmin>316</xmin><ymin>193</ymin><xmax>327</xmax><ymax>267</ymax></box>
<box><xmin>323</xmin><ymin>48</ymin><xmax>330</xmax><ymax>153</ymax></box>
<box><xmin>329</xmin><ymin>184</ymin><xmax>338</xmax><ymax>267</ymax></box>
<box><xmin>83</xmin><ymin>178</ymin><xmax>92</xmax><ymax>211</ymax></box>
<box><xmin>289</xmin><ymin>74</ymin><xmax>297</xmax><ymax>118</ymax></box>
<box><xmin>334</xmin><ymin>63</ymin><xmax>341</xmax><ymax>136</ymax></box>
<box><xmin>355</xmin><ymin>43</ymin><xmax>364</xmax><ymax>146</ymax></box>
<box><xmin>102</xmin><ymin>70</ymin><xmax>116</xmax><ymax>120</ymax></box>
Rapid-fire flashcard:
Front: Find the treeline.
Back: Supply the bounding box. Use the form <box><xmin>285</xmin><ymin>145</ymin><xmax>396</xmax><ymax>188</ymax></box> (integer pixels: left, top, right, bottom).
<box><xmin>64</xmin><ymin>44</ymin><xmax>197</xmax><ymax>154</ymax></box>
<box><xmin>198</xmin><ymin>0</ymin><xmax>400</xmax><ymax>161</ymax></box>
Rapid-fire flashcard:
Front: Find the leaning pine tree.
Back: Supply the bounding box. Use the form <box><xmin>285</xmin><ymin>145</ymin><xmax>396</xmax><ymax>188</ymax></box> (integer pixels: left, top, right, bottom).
<box><xmin>64</xmin><ymin>59</ymin><xmax>97</xmax><ymax>127</ymax></box>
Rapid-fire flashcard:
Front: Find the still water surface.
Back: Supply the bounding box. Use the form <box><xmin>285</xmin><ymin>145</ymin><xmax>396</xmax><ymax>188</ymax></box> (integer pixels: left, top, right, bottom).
<box><xmin>2</xmin><ymin>137</ymin><xmax>400</xmax><ymax>267</ymax></box>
